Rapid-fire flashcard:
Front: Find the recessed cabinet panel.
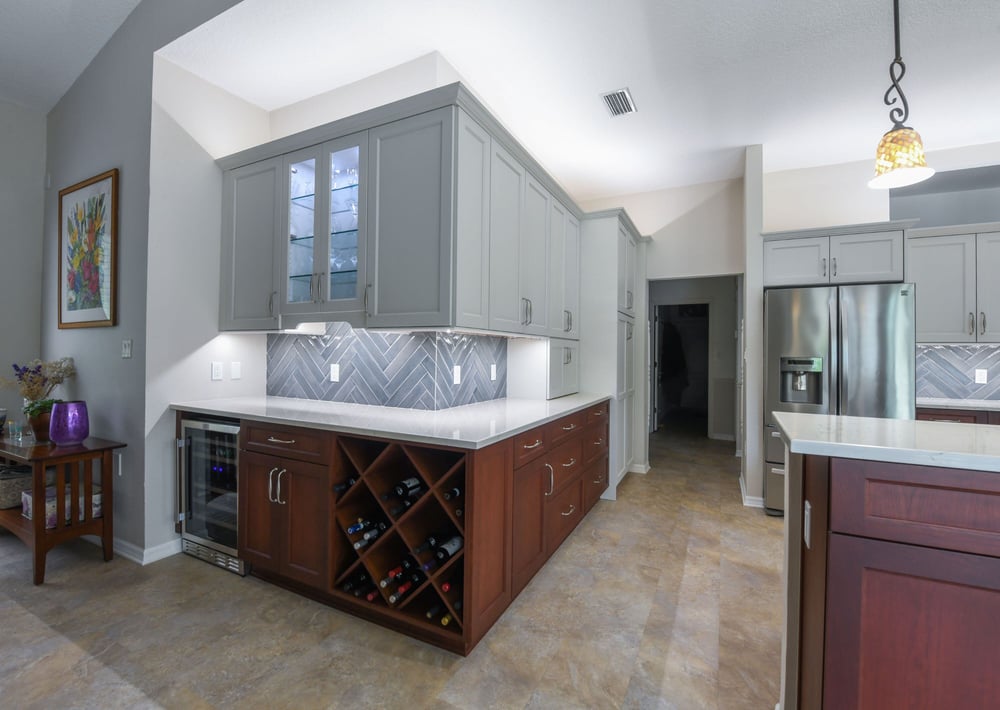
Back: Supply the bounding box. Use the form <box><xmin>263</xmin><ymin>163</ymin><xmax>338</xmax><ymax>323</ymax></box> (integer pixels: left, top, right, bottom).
<box><xmin>829</xmin><ymin>231</ymin><xmax>903</xmax><ymax>284</ymax></box>
<box><xmin>367</xmin><ymin>108</ymin><xmax>453</xmax><ymax>327</ymax></box>
<box><xmin>976</xmin><ymin>232</ymin><xmax>1000</xmax><ymax>342</ymax></box>
<box><xmin>564</xmin><ymin>216</ymin><xmax>581</xmax><ymax>338</ymax></box>
<box><xmin>763</xmin><ymin>237</ymin><xmax>830</xmax><ymax>287</ymax></box>
<box><xmin>454</xmin><ymin>110</ymin><xmax>491</xmax><ymax>330</ymax></box>
<box><xmin>220</xmin><ymin>158</ymin><xmax>281</xmax><ymax>331</ymax></box>
<box><xmin>520</xmin><ymin>175</ymin><xmax>550</xmax><ymax>335</ymax></box>
<box><xmin>488</xmin><ymin>144</ymin><xmax>525</xmax><ymax>332</ymax></box>
<box><xmin>905</xmin><ymin>233</ymin><xmax>976</xmax><ymax>342</ymax></box>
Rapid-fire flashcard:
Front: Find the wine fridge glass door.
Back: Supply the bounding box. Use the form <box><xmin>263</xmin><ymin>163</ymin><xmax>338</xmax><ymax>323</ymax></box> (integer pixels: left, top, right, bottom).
<box><xmin>182</xmin><ymin>420</ymin><xmax>240</xmax><ymax>553</ymax></box>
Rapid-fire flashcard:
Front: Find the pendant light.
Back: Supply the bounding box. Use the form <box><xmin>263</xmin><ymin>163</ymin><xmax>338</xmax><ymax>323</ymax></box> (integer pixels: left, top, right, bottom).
<box><xmin>868</xmin><ymin>0</ymin><xmax>934</xmax><ymax>189</ymax></box>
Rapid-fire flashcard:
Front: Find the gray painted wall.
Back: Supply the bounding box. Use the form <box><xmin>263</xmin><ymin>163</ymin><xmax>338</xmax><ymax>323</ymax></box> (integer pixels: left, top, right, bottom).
<box><xmin>41</xmin><ymin>0</ymin><xmax>241</xmax><ymax>549</ymax></box>
<box><xmin>0</xmin><ymin>100</ymin><xmax>46</xmax><ymax>417</ymax></box>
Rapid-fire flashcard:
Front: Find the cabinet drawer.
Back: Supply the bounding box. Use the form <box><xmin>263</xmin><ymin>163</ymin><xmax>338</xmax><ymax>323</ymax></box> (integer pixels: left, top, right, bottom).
<box><xmin>585</xmin><ymin>401</ymin><xmax>609</xmax><ymax>425</ymax></box>
<box><xmin>545</xmin><ymin>478</ymin><xmax>583</xmax><ymax>556</ymax></box>
<box><xmin>915</xmin><ymin>407</ymin><xmax>988</xmax><ymax>424</ymax></box>
<box><xmin>548</xmin><ymin>438</ymin><xmax>583</xmax><ymax>494</ymax></box>
<box><xmin>582</xmin><ymin>422</ymin><xmax>609</xmax><ymax>467</ymax></box>
<box><xmin>241</xmin><ymin>421</ymin><xmax>330</xmax><ymax>464</ymax></box>
<box><xmin>830</xmin><ymin>458</ymin><xmax>1000</xmax><ymax>557</ymax></box>
<box><xmin>583</xmin><ymin>456</ymin><xmax>608</xmax><ymax>513</ymax></box>
<box><xmin>513</xmin><ymin>425</ymin><xmax>547</xmax><ymax>468</ymax></box>
<box><xmin>547</xmin><ymin>411</ymin><xmax>585</xmax><ymax>447</ymax></box>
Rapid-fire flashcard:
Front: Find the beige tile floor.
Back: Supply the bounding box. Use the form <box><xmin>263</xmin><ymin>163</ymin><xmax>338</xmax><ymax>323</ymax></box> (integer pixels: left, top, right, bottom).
<box><xmin>0</xmin><ymin>428</ymin><xmax>783</xmax><ymax>709</ymax></box>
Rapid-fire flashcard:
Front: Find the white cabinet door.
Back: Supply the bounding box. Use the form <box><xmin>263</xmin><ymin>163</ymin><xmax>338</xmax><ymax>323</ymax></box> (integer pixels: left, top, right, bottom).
<box><xmin>905</xmin><ymin>233</ymin><xmax>976</xmax><ymax>343</ymax></box>
<box><xmin>367</xmin><ymin>108</ymin><xmax>453</xmax><ymax>328</ymax></box>
<box><xmin>625</xmin><ymin>318</ymin><xmax>636</xmax><ymax>394</ymax></box>
<box><xmin>546</xmin><ymin>200</ymin><xmax>567</xmax><ymax>338</ymax></box>
<box><xmin>563</xmin><ymin>215</ymin><xmax>581</xmax><ymax>339</ymax></box>
<box><xmin>617</xmin><ymin>225</ymin><xmax>628</xmax><ymax>312</ymax></box>
<box><xmin>546</xmin><ymin>339</ymin><xmax>579</xmax><ymax>399</ymax></box>
<box><xmin>625</xmin><ymin>231</ymin><xmax>637</xmax><ymax>315</ymax></box>
<box><xmin>488</xmin><ymin>143</ymin><xmax>525</xmax><ymax>333</ymax></box>
<box><xmin>220</xmin><ymin>158</ymin><xmax>281</xmax><ymax>331</ymax></box>
<box><xmin>616</xmin><ymin>316</ymin><xmax>628</xmax><ymax>399</ymax></box>
<box><xmin>763</xmin><ymin>236</ymin><xmax>830</xmax><ymax>287</ymax></box>
<box><xmin>976</xmin><ymin>232</ymin><xmax>1000</xmax><ymax>342</ymax></box>
<box><xmin>454</xmin><ymin>110</ymin><xmax>491</xmax><ymax>330</ymax></box>
<box><xmin>830</xmin><ymin>231</ymin><xmax>903</xmax><ymax>284</ymax></box>
<box><xmin>520</xmin><ymin>174</ymin><xmax>550</xmax><ymax>336</ymax></box>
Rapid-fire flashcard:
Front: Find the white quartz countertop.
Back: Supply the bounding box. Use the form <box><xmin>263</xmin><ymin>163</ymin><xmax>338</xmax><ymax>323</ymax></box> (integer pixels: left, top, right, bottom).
<box><xmin>169</xmin><ymin>394</ymin><xmax>610</xmax><ymax>450</ymax></box>
<box><xmin>916</xmin><ymin>397</ymin><xmax>1000</xmax><ymax>412</ymax></box>
<box><xmin>773</xmin><ymin>411</ymin><xmax>1000</xmax><ymax>472</ymax></box>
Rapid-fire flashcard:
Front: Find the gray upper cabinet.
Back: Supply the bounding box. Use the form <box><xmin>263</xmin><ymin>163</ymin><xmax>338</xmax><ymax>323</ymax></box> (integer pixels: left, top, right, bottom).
<box><xmin>366</xmin><ymin>108</ymin><xmax>453</xmax><ymax>328</ymax></box>
<box><xmin>488</xmin><ymin>142</ymin><xmax>525</xmax><ymax>333</ymax></box>
<box><xmin>520</xmin><ymin>174</ymin><xmax>550</xmax><ymax>336</ymax></box>
<box><xmin>454</xmin><ymin>110</ymin><xmax>492</xmax><ymax>330</ymax></box>
<box><xmin>764</xmin><ymin>230</ymin><xmax>903</xmax><ymax>287</ymax></box>
<box><xmin>617</xmin><ymin>225</ymin><xmax>638</xmax><ymax>314</ymax></box>
<box><xmin>546</xmin><ymin>203</ymin><xmax>580</xmax><ymax>339</ymax></box>
<box><xmin>907</xmin><ymin>230</ymin><xmax>1000</xmax><ymax>343</ymax></box>
<box><xmin>220</xmin><ymin>158</ymin><xmax>281</xmax><ymax>331</ymax></box>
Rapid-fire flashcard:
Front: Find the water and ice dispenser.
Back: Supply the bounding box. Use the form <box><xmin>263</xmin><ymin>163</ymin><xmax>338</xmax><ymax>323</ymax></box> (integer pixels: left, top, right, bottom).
<box><xmin>779</xmin><ymin>357</ymin><xmax>823</xmax><ymax>405</ymax></box>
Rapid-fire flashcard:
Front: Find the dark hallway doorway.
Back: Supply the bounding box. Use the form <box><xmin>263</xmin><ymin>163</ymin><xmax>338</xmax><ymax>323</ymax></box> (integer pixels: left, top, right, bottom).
<box><xmin>656</xmin><ymin>303</ymin><xmax>709</xmax><ymax>436</ymax></box>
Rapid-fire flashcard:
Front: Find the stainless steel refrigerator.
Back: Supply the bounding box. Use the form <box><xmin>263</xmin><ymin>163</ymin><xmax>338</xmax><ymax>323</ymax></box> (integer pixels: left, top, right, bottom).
<box><xmin>763</xmin><ymin>283</ymin><xmax>915</xmax><ymax>514</ymax></box>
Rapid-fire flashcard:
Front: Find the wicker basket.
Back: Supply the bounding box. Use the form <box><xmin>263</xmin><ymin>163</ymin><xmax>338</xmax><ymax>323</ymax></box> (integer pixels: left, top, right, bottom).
<box><xmin>0</xmin><ymin>465</ymin><xmax>33</xmax><ymax>509</ymax></box>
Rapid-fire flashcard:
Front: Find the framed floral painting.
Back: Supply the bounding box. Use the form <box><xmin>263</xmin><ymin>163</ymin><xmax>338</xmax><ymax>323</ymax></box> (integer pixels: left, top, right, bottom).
<box><xmin>58</xmin><ymin>168</ymin><xmax>118</xmax><ymax>328</ymax></box>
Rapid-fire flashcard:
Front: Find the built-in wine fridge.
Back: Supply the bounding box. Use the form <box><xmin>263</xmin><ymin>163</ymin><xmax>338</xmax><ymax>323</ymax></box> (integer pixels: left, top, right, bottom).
<box><xmin>177</xmin><ymin>417</ymin><xmax>245</xmax><ymax>575</ymax></box>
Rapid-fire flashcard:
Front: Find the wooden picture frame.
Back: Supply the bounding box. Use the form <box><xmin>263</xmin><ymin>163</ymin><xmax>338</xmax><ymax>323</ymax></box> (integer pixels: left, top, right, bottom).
<box><xmin>58</xmin><ymin>168</ymin><xmax>118</xmax><ymax>329</ymax></box>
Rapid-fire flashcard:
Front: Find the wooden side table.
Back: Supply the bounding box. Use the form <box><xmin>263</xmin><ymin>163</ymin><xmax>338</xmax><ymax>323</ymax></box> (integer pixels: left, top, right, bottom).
<box><xmin>0</xmin><ymin>436</ymin><xmax>125</xmax><ymax>584</ymax></box>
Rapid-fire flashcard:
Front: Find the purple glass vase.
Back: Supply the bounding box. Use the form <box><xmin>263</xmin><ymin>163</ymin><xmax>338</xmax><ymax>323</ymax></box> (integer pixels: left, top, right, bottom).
<box><xmin>49</xmin><ymin>401</ymin><xmax>90</xmax><ymax>446</ymax></box>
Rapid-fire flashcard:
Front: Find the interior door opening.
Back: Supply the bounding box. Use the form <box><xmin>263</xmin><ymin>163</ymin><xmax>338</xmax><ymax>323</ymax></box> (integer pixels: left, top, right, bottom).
<box><xmin>657</xmin><ymin>304</ymin><xmax>709</xmax><ymax>436</ymax></box>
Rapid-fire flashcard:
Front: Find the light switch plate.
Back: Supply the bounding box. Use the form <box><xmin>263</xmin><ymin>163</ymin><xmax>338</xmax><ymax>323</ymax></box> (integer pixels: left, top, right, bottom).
<box><xmin>211</xmin><ymin>362</ymin><xmax>224</xmax><ymax>381</ymax></box>
<box><xmin>231</xmin><ymin>361</ymin><xmax>242</xmax><ymax>380</ymax></box>
<box><xmin>121</xmin><ymin>339</ymin><xmax>132</xmax><ymax>359</ymax></box>
<box><xmin>975</xmin><ymin>368</ymin><xmax>988</xmax><ymax>384</ymax></box>
<box><xmin>453</xmin><ymin>365</ymin><xmax>461</xmax><ymax>385</ymax></box>
<box><xmin>330</xmin><ymin>363</ymin><xmax>340</xmax><ymax>382</ymax></box>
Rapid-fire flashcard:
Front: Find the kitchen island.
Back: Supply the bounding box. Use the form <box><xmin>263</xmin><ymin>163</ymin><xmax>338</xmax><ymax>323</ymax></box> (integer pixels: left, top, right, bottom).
<box><xmin>170</xmin><ymin>394</ymin><xmax>611</xmax><ymax>654</ymax></box>
<box><xmin>773</xmin><ymin>412</ymin><xmax>1000</xmax><ymax>710</ymax></box>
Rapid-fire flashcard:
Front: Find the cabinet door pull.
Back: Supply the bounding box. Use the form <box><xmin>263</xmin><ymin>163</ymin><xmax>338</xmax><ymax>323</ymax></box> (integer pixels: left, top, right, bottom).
<box><xmin>308</xmin><ymin>273</ymin><xmax>315</xmax><ymax>302</ymax></box>
<box><xmin>982</xmin><ymin>311</ymin><xmax>987</xmax><ymax>335</ymax></box>
<box><xmin>566</xmin><ymin>349</ymin><xmax>573</xmax><ymax>365</ymax></box>
<box><xmin>545</xmin><ymin>463</ymin><xmax>554</xmax><ymax>496</ymax></box>
<box><xmin>527</xmin><ymin>298</ymin><xmax>533</xmax><ymax>325</ymax></box>
<box><xmin>564</xmin><ymin>309</ymin><xmax>571</xmax><ymax>332</ymax></box>
<box><xmin>521</xmin><ymin>298</ymin><xmax>529</xmax><ymax>326</ymax></box>
<box><xmin>275</xmin><ymin>468</ymin><xmax>287</xmax><ymax>505</ymax></box>
<box><xmin>267</xmin><ymin>436</ymin><xmax>296</xmax><ymax>445</ymax></box>
<box><xmin>822</xmin><ymin>257</ymin><xmax>827</xmax><ymax>277</ymax></box>
<box><xmin>592</xmin><ymin>409</ymin><xmax>604</xmax><ymax>417</ymax></box>
<box><xmin>561</xmin><ymin>423</ymin><xmax>576</xmax><ymax>431</ymax></box>
<box><xmin>593</xmin><ymin>475</ymin><xmax>603</xmax><ymax>484</ymax></box>
<box><xmin>969</xmin><ymin>312</ymin><xmax>975</xmax><ymax>335</ymax></box>
<box><xmin>832</xmin><ymin>257</ymin><xmax>837</xmax><ymax>277</ymax></box>
<box><xmin>561</xmin><ymin>457</ymin><xmax>576</xmax><ymax>468</ymax></box>
<box><xmin>364</xmin><ymin>284</ymin><xmax>371</xmax><ymax>317</ymax></box>
<box><xmin>594</xmin><ymin>438</ymin><xmax>604</xmax><ymax>446</ymax></box>
<box><xmin>561</xmin><ymin>504</ymin><xmax>576</xmax><ymax>517</ymax></box>
<box><xmin>523</xmin><ymin>439</ymin><xmax>543</xmax><ymax>450</ymax></box>
<box><xmin>267</xmin><ymin>466</ymin><xmax>278</xmax><ymax>503</ymax></box>
<box><xmin>627</xmin><ymin>290</ymin><xmax>633</xmax><ymax>308</ymax></box>
<box><xmin>268</xmin><ymin>290</ymin><xmax>276</xmax><ymax>317</ymax></box>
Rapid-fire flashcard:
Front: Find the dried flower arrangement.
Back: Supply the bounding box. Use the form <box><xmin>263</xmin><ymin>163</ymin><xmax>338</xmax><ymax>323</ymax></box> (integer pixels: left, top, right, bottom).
<box><xmin>1</xmin><ymin>358</ymin><xmax>77</xmax><ymax>416</ymax></box>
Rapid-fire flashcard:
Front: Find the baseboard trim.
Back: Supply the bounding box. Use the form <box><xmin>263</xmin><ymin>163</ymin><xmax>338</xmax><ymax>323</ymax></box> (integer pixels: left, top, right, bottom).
<box><xmin>708</xmin><ymin>433</ymin><xmax>736</xmax><ymax>442</ymax></box>
<box><xmin>740</xmin><ymin>475</ymin><xmax>765</xmax><ymax>508</ymax></box>
<box><xmin>82</xmin><ymin>535</ymin><xmax>182</xmax><ymax>565</ymax></box>
<box><xmin>143</xmin><ymin>538</ymin><xmax>183</xmax><ymax>564</ymax></box>
<box><xmin>628</xmin><ymin>463</ymin><xmax>650</xmax><ymax>474</ymax></box>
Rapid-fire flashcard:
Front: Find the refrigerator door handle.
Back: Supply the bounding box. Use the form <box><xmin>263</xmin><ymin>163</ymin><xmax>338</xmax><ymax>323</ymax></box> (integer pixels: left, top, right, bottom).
<box><xmin>831</xmin><ymin>291</ymin><xmax>841</xmax><ymax>415</ymax></box>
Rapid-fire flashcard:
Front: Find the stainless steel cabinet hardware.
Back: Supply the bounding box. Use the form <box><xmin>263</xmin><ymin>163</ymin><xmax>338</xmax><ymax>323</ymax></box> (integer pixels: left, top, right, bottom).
<box><xmin>564</xmin><ymin>310</ymin><xmax>572</xmax><ymax>332</ymax></box>
<box><xmin>771</xmin><ymin>430</ymin><xmax>782</xmax><ymax>438</ymax></box>
<box><xmin>268</xmin><ymin>290</ymin><xmax>276</xmax><ymax>316</ymax></box>
<box><xmin>523</xmin><ymin>439</ymin><xmax>542</xmax><ymax>450</ymax></box>
<box><xmin>594</xmin><ymin>438</ymin><xmax>604</xmax><ymax>446</ymax></box>
<box><xmin>561</xmin><ymin>458</ymin><xmax>576</xmax><ymax>468</ymax></box>
<box><xmin>982</xmin><ymin>311</ymin><xmax>987</xmax><ymax>335</ymax></box>
<box><xmin>275</xmin><ymin>469</ymin><xmax>287</xmax><ymax>505</ymax></box>
<box><xmin>267</xmin><ymin>466</ymin><xmax>279</xmax><ymax>503</ymax></box>
<box><xmin>970</xmin><ymin>312</ymin><xmax>976</xmax><ymax>335</ymax></box>
<box><xmin>561</xmin><ymin>504</ymin><xmax>575</xmax><ymax>517</ymax></box>
<box><xmin>364</xmin><ymin>284</ymin><xmax>371</xmax><ymax>316</ymax></box>
<box><xmin>832</xmin><ymin>257</ymin><xmax>838</xmax><ymax>276</ymax></box>
<box><xmin>267</xmin><ymin>436</ymin><xmax>296</xmax><ymax>444</ymax></box>
<box><xmin>627</xmin><ymin>290</ymin><xmax>633</xmax><ymax>308</ymax></box>
<box><xmin>562</xmin><ymin>423</ymin><xmax>576</xmax><ymax>432</ymax></box>
<box><xmin>545</xmin><ymin>463</ymin><xmax>554</xmax><ymax>496</ymax></box>
<box><xmin>521</xmin><ymin>298</ymin><xmax>529</xmax><ymax>325</ymax></box>
<box><xmin>593</xmin><ymin>476</ymin><xmax>602</xmax><ymax>484</ymax></box>
<box><xmin>527</xmin><ymin>298</ymin><xmax>533</xmax><ymax>325</ymax></box>
<box><xmin>822</xmin><ymin>257</ymin><xmax>827</xmax><ymax>277</ymax></box>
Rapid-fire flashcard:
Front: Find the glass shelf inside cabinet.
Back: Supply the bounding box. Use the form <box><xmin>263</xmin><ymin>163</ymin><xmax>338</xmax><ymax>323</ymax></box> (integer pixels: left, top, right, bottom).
<box><xmin>328</xmin><ymin>146</ymin><xmax>360</xmax><ymax>301</ymax></box>
<box><xmin>288</xmin><ymin>156</ymin><xmax>317</xmax><ymax>304</ymax></box>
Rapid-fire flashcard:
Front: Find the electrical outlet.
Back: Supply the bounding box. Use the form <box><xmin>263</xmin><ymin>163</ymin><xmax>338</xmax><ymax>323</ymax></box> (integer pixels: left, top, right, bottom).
<box><xmin>975</xmin><ymin>368</ymin><xmax>988</xmax><ymax>384</ymax></box>
<box><xmin>490</xmin><ymin>363</ymin><xmax>497</xmax><ymax>381</ymax></box>
<box><xmin>231</xmin><ymin>361</ymin><xmax>242</xmax><ymax>380</ymax></box>
<box><xmin>121</xmin><ymin>338</ymin><xmax>132</xmax><ymax>359</ymax></box>
<box><xmin>211</xmin><ymin>362</ymin><xmax>224</xmax><ymax>381</ymax></box>
<box><xmin>330</xmin><ymin>363</ymin><xmax>340</xmax><ymax>382</ymax></box>
<box><xmin>453</xmin><ymin>365</ymin><xmax>461</xmax><ymax>385</ymax></box>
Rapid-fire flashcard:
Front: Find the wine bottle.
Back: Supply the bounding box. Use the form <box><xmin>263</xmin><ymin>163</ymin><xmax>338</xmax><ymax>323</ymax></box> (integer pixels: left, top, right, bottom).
<box><xmin>434</xmin><ymin>535</ymin><xmax>464</xmax><ymax>561</ymax></box>
<box><xmin>393</xmin><ymin>477</ymin><xmax>422</xmax><ymax>498</ymax></box>
<box><xmin>362</xmin><ymin>522</ymin><xmax>387</xmax><ymax>540</ymax></box>
<box><xmin>389</xmin><ymin>580</ymin><xmax>414</xmax><ymax>604</ymax></box>
<box><xmin>379</xmin><ymin>557</ymin><xmax>417</xmax><ymax>587</ymax></box>
<box><xmin>333</xmin><ymin>476</ymin><xmax>358</xmax><ymax>494</ymax></box>
<box><xmin>341</xmin><ymin>571</ymin><xmax>370</xmax><ymax>593</ymax></box>
<box><xmin>346</xmin><ymin>518</ymin><xmax>374</xmax><ymax>535</ymax></box>
<box><xmin>388</xmin><ymin>499</ymin><xmax>412</xmax><ymax>517</ymax></box>
<box><xmin>421</xmin><ymin>558</ymin><xmax>438</xmax><ymax>572</ymax></box>
<box><xmin>352</xmin><ymin>581</ymin><xmax>376</xmax><ymax>599</ymax></box>
<box><xmin>354</xmin><ymin>527</ymin><xmax>383</xmax><ymax>550</ymax></box>
<box><xmin>442</xmin><ymin>486</ymin><xmax>462</xmax><ymax>500</ymax></box>
<box><xmin>440</xmin><ymin>581</ymin><xmax>452</xmax><ymax>593</ymax></box>
<box><xmin>440</xmin><ymin>613</ymin><xmax>453</xmax><ymax>626</ymax></box>
<box><xmin>453</xmin><ymin>508</ymin><xmax>463</xmax><ymax>518</ymax></box>
<box><xmin>412</xmin><ymin>535</ymin><xmax>439</xmax><ymax>555</ymax></box>
<box><xmin>365</xmin><ymin>587</ymin><xmax>380</xmax><ymax>602</ymax></box>
<box><xmin>425</xmin><ymin>604</ymin><xmax>442</xmax><ymax>620</ymax></box>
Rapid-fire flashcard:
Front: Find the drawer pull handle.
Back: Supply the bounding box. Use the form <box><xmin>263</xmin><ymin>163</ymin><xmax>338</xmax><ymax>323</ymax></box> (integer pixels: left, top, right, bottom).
<box><xmin>267</xmin><ymin>467</ymin><xmax>279</xmax><ymax>503</ymax></box>
<box><xmin>594</xmin><ymin>438</ymin><xmax>604</xmax><ymax>446</ymax></box>
<box><xmin>770</xmin><ymin>431</ymin><xmax>782</xmax><ymax>438</ymax></box>
<box><xmin>562</xmin><ymin>424</ymin><xmax>576</xmax><ymax>431</ymax></box>
<box><xmin>593</xmin><ymin>476</ymin><xmax>603</xmax><ymax>484</ymax></box>
<box><xmin>561</xmin><ymin>504</ymin><xmax>576</xmax><ymax>517</ymax></box>
<box><xmin>545</xmin><ymin>463</ymin><xmax>554</xmax><ymax>497</ymax></box>
<box><xmin>562</xmin><ymin>458</ymin><xmax>576</xmax><ymax>468</ymax></box>
<box><xmin>592</xmin><ymin>410</ymin><xmax>604</xmax><ymax>417</ymax></box>
<box><xmin>523</xmin><ymin>439</ymin><xmax>543</xmax><ymax>450</ymax></box>
<box><xmin>267</xmin><ymin>436</ymin><xmax>296</xmax><ymax>445</ymax></box>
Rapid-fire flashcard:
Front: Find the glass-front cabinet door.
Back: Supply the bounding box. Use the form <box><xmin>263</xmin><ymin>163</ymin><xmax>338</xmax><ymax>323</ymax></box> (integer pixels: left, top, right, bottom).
<box><xmin>280</xmin><ymin>132</ymin><xmax>367</xmax><ymax>323</ymax></box>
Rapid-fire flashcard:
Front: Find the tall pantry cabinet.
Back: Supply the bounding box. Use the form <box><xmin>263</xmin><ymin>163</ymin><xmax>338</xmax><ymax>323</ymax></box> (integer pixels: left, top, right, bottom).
<box><xmin>580</xmin><ymin>210</ymin><xmax>644</xmax><ymax>499</ymax></box>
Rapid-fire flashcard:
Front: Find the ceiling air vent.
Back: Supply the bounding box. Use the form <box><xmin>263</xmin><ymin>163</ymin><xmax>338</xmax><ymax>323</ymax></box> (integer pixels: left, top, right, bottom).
<box><xmin>602</xmin><ymin>88</ymin><xmax>636</xmax><ymax>117</ymax></box>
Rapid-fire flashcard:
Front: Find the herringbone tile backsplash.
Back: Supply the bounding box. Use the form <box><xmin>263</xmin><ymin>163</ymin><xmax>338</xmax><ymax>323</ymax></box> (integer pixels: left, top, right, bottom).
<box><xmin>916</xmin><ymin>344</ymin><xmax>1000</xmax><ymax>399</ymax></box>
<box><xmin>267</xmin><ymin>323</ymin><xmax>507</xmax><ymax>410</ymax></box>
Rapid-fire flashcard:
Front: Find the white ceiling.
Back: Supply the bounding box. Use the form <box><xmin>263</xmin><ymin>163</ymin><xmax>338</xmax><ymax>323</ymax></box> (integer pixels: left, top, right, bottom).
<box><xmin>6</xmin><ymin>0</ymin><xmax>999</xmax><ymax>201</ymax></box>
<box><xmin>0</xmin><ymin>0</ymin><xmax>142</xmax><ymax>111</ymax></box>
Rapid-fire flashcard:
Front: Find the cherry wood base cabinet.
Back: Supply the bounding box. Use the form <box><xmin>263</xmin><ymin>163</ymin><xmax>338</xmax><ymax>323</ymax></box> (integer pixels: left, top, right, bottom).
<box><xmin>798</xmin><ymin>456</ymin><xmax>1000</xmax><ymax>708</ymax></box>
<box><xmin>234</xmin><ymin>399</ymin><xmax>609</xmax><ymax>655</ymax></box>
